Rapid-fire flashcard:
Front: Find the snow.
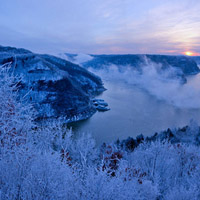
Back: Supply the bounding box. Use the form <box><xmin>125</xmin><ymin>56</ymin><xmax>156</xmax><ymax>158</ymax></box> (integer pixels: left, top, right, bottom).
<box><xmin>1</xmin><ymin>48</ymin><xmax>200</xmax><ymax>199</ymax></box>
<box><xmin>0</xmin><ymin>46</ymin><xmax>104</xmax><ymax>120</ymax></box>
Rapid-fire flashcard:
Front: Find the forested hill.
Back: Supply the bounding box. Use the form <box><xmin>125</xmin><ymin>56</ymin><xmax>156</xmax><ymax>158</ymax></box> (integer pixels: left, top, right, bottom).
<box><xmin>0</xmin><ymin>46</ymin><xmax>105</xmax><ymax>121</ymax></box>
<box><xmin>65</xmin><ymin>53</ymin><xmax>200</xmax><ymax>84</ymax></box>
<box><xmin>83</xmin><ymin>54</ymin><xmax>199</xmax><ymax>75</ymax></box>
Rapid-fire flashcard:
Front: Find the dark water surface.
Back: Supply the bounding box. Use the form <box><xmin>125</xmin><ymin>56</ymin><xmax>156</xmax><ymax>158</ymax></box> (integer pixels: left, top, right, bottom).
<box><xmin>69</xmin><ymin>77</ymin><xmax>200</xmax><ymax>145</ymax></box>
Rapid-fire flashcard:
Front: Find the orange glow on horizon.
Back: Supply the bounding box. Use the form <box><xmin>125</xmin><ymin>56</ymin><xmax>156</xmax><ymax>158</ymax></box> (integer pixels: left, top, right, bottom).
<box><xmin>183</xmin><ymin>51</ymin><xmax>200</xmax><ymax>56</ymax></box>
<box><xmin>184</xmin><ymin>51</ymin><xmax>193</xmax><ymax>56</ymax></box>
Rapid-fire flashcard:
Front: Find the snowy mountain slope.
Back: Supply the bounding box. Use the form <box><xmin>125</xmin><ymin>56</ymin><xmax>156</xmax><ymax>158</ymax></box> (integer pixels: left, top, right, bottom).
<box><xmin>0</xmin><ymin>46</ymin><xmax>105</xmax><ymax>121</ymax></box>
<box><xmin>65</xmin><ymin>53</ymin><xmax>200</xmax><ymax>84</ymax></box>
<box><xmin>82</xmin><ymin>54</ymin><xmax>199</xmax><ymax>74</ymax></box>
<box><xmin>192</xmin><ymin>56</ymin><xmax>200</xmax><ymax>66</ymax></box>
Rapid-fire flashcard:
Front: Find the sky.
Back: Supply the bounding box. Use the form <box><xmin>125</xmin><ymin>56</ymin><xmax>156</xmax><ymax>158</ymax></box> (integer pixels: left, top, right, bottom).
<box><xmin>0</xmin><ymin>0</ymin><xmax>200</xmax><ymax>55</ymax></box>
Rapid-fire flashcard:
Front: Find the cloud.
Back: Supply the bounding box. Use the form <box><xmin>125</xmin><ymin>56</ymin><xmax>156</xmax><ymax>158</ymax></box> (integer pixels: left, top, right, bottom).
<box><xmin>93</xmin><ymin>0</ymin><xmax>200</xmax><ymax>54</ymax></box>
<box><xmin>0</xmin><ymin>0</ymin><xmax>199</xmax><ymax>54</ymax></box>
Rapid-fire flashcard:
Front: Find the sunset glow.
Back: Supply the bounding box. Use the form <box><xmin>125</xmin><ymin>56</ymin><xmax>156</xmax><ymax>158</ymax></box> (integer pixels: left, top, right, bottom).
<box><xmin>184</xmin><ymin>51</ymin><xmax>193</xmax><ymax>56</ymax></box>
<box><xmin>183</xmin><ymin>51</ymin><xmax>200</xmax><ymax>56</ymax></box>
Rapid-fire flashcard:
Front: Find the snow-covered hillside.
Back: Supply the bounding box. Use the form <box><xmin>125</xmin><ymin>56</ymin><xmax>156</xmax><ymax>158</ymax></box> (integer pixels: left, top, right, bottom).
<box><xmin>1</xmin><ymin>48</ymin><xmax>200</xmax><ymax>200</ymax></box>
<box><xmin>64</xmin><ymin>53</ymin><xmax>200</xmax><ymax>84</ymax></box>
<box><xmin>0</xmin><ymin>46</ymin><xmax>105</xmax><ymax>121</ymax></box>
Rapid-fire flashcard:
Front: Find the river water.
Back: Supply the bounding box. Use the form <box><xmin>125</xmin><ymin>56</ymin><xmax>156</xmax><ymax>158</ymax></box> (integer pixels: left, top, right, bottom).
<box><xmin>69</xmin><ymin>73</ymin><xmax>200</xmax><ymax>145</ymax></box>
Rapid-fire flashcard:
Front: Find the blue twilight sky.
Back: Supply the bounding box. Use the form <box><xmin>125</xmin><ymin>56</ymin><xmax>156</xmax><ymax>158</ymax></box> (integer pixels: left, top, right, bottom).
<box><xmin>0</xmin><ymin>0</ymin><xmax>200</xmax><ymax>55</ymax></box>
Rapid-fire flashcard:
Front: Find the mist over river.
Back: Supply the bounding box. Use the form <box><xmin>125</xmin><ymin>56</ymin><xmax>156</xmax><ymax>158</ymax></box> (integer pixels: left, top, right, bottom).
<box><xmin>70</xmin><ymin>72</ymin><xmax>200</xmax><ymax>145</ymax></box>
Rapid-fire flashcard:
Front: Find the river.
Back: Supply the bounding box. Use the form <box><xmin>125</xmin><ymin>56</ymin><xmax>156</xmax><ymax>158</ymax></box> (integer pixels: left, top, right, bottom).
<box><xmin>69</xmin><ymin>73</ymin><xmax>200</xmax><ymax>145</ymax></box>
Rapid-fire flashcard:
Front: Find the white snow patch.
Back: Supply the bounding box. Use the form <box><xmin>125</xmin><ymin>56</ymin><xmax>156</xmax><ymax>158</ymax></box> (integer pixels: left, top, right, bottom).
<box><xmin>73</xmin><ymin>53</ymin><xmax>93</xmax><ymax>65</ymax></box>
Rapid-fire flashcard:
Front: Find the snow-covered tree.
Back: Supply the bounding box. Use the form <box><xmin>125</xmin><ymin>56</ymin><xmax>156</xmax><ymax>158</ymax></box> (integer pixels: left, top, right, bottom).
<box><xmin>1</xmin><ymin>63</ymin><xmax>200</xmax><ymax>199</ymax></box>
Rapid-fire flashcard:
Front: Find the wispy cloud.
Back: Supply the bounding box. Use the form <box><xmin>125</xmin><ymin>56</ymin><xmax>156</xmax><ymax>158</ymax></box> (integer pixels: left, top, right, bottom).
<box><xmin>0</xmin><ymin>0</ymin><xmax>199</xmax><ymax>54</ymax></box>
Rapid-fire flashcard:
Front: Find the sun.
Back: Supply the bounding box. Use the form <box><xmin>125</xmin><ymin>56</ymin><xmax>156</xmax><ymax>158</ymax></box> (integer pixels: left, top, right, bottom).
<box><xmin>184</xmin><ymin>51</ymin><xmax>193</xmax><ymax>56</ymax></box>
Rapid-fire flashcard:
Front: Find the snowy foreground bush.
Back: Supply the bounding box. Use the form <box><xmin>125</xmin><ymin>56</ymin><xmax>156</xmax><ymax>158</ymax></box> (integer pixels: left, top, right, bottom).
<box><xmin>1</xmin><ymin>65</ymin><xmax>200</xmax><ymax>200</ymax></box>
